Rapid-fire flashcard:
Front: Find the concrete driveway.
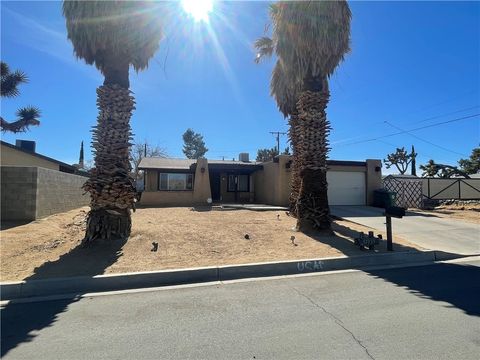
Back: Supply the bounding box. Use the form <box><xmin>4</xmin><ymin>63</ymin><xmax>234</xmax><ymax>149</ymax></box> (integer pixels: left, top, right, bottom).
<box><xmin>330</xmin><ymin>206</ymin><xmax>480</xmax><ymax>255</ymax></box>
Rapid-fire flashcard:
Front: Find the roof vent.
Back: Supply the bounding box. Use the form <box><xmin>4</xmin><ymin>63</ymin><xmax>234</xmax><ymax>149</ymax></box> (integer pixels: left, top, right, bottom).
<box><xmin>239</xmin><ymin>153</ymin><xmax>249</xmax><ymax>162</ymax></box>
<box><xmin>16</xmin><ymin>140</ymin><xmax>36</xmax><ymax>153</ymax></box>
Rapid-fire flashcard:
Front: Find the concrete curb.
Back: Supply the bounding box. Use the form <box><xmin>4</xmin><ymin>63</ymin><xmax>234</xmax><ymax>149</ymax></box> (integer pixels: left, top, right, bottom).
<box><xmin>0</xmin><ymin>250</ymin><xmax>467</xmax><ymax>300</ymax></box>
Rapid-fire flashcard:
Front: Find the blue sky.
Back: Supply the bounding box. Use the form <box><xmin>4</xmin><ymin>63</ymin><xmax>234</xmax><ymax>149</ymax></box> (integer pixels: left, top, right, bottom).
<box><xmin>1</xmin><ymin>1</ymin><xmax>479</xmax><ymax>174</ymax></box>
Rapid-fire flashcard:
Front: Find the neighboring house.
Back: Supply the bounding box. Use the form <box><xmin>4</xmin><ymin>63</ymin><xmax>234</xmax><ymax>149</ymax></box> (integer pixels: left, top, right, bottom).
<box><xmin>1</xmin><ymin>140</ymin><xmax>89</xmax><ymax>221</ymax></box>
<box><xmin>1</xmin><ymin>140</ymin><xmax>86</xmax><ymax>175</ymax></box>
<box><xmin>139</xmin><ymin>154</ymin><xmax>382</xmax><ymax>207</ymax></box>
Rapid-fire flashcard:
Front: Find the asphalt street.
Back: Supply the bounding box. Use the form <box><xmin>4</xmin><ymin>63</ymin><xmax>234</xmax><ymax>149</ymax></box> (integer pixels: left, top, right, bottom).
<box><xmin>330</xmin><ymin>205</ymin><xmax>480</xmax><ymax>255</ymax></box>
<box><xmin>2</xmin><ymin>258</ymin><xmax>480</xmax><ymax>360</ymax></box>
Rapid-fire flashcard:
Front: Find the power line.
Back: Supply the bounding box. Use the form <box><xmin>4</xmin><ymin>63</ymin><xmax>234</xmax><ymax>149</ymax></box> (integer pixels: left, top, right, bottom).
<box><xmin>338</xmin><ymin>113</ymin><xmax>479</xmax><ymax>147</ymax></box>
<box><xmin>383</xmin><ymin>121</ymin><xmax>468</xmax><ymax>157</ymax></box>
<box><xmin>407</xmin><ymin>105</ymin><xmax>480</xmax><ymax>125</ymax></box>
<box><xmin>333</xmin><ymin>105</ymin><xmax>479</xmax><ymax>143</ymax></box>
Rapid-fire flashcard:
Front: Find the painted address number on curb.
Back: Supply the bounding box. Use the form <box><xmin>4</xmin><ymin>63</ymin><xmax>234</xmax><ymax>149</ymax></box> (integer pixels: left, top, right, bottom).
<box><xmin>297</xmin><ymin>260</ymin><xmax>324</xmax><ymax>272</ymax></box>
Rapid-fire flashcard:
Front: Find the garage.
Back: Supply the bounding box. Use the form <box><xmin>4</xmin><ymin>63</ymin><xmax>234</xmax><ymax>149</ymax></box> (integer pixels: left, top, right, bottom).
<box><xmin>327</xmin><ymin>171</ymin><xmax>366</xmax><ymax>205</ymax></box>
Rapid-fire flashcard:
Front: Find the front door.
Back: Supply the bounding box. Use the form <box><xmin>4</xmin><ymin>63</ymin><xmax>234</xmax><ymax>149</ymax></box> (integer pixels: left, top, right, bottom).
<box><xmin>210</xmin><ymin>172</ymin><xmax>221</xmax><ymax>201</ymax></box>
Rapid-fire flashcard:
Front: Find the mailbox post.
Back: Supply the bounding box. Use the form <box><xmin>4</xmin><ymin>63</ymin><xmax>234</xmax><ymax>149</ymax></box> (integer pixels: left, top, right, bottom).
<box><xmin>384</xmin><ymin>206</ymin><xmax>406</xmax><ymax>251</ymax></box>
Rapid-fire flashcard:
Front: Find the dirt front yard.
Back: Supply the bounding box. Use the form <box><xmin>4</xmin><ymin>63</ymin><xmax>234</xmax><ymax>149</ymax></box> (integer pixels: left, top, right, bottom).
<box><xmin>1</xmin><ymin>206</ymin><xmax>420</xmax><ymax>282</ymax></box>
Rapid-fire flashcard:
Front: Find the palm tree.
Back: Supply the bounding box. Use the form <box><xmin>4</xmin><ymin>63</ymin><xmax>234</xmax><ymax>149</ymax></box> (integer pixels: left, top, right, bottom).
<box><xmin>63</xmin><ymin>1</ymin><xmax>163</xmax><ymax>243</ymax></box>
<box><xmin>255</xmin><ymin>39</ymin><xmax>302</xmax><ymax>215</ymax></box>
<box><xmin>257</xmin><ymin>1</ymin><xmax>351</xmax><ymax>230</ymax></box>
<box><xmin>1</xmin><ymin>61</ymin><xmax>41</xmax><ymax>133</ymax></box>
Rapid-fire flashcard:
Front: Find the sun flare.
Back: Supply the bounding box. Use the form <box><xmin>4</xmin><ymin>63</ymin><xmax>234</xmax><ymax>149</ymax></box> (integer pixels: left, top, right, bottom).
<box><xmin>181</xmin><ymin>0</ymin><xmax>214</xmax><ymax>22</ymax></box>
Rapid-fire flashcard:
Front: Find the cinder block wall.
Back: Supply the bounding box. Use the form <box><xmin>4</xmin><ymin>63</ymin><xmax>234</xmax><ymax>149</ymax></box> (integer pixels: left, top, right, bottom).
<box><xmin>1</xmin><ymin>166</ymin><xmax>89</xmax><ymax>221</ymax></box>
<box><xmin>1</xmin><ymin>166</ymin><xmax>38</xmax><ymax>221</ymax></box>
<box><xmin>36</xmin><ymin>167</ymin><xmax>89</xmax><ymax>218</ymax></box>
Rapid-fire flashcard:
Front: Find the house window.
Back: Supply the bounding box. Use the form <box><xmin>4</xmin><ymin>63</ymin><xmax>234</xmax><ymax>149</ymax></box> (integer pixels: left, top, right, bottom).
<box><xmin>227</xmin><ymin>174</ymin><xmax>249</xmax><ymax>192</ymax></box>
<box><xmin>159</xmin><ymin>173</ymin><xmax>194</xmax><ymax>191</ymax></box>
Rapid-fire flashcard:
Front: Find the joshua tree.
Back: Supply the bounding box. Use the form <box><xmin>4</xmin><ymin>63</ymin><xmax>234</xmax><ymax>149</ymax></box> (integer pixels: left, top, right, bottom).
<box><xmin>63</xmin><ymin>1</ymin><xmax>163</xmax><ymax>243</ymax></box>
<box><xmin>1</xmin><ymin>62</ymin><xmax>41</xmax><ymax>133</ymax></box>
<box><xmin>384</xmin><ymin>147</ymin><xmax>414</xmax><ymax>175</ymax></box>
<box><xmin>256</xmin><ymin>1</ymin><xmax>351</xmax><ymax>230</ymax></box>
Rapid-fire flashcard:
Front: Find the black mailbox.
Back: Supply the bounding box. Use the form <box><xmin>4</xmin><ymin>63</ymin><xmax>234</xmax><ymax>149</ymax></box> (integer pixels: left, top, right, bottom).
<box><xmin>385</xmin><ymin>206</ymin><xmax>406</xmax><ymax>219</ymax></box>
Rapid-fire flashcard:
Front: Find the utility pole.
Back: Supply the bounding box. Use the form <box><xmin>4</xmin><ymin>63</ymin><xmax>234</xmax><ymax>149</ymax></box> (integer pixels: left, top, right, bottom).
<box><xmin>270</xmin><ymin>131</ymin><xmax>287</xmax><ymax>154</ymax></box>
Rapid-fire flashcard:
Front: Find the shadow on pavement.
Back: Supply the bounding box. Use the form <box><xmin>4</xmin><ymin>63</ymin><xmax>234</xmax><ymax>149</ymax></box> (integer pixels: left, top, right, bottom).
<box><xmin>305</xmin><ymin>222</ymin><xmax>480</xmax><ymax>317</ymax></box>
<box><xmin>364</xmin><ymin>262</ymin><xmax>480</xmax><ymax>317</ymax></box>
<box><xmin>1</xmin><ymin>237</ymin><xmax>127</xmax><ymax>357</ymax></box>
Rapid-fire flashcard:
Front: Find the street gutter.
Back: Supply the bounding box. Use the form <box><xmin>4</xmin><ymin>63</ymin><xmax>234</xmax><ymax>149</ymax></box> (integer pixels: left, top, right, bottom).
<box><xmin>0</xmin><ymin>250</ymin><xmax>469</xmax><ymax>301</ymax></box>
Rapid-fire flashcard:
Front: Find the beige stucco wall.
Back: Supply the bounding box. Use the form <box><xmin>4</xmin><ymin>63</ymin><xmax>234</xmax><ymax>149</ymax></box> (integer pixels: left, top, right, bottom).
<box><xmin>366</xmin><ymin>159</ymin><xmax>383</xmax><ymax>204</ymax></box>
<box><xmin>254</xmin><ymin>156</ymin><xmax>383</xmax><ymax>206</ymax></box>
<box><xmin>1</xmin><ymin>144</ymin><xmax>60</xmax><ymax>171</ymax></box>
<box><xmin>140</xmin><ymin>191</ymin><xmax>194</xmax><ymax>206</ymax></box>
<box><xmin>254</xmin><ymin>155</ymin><xmax>292</xmax><ymax>205</ymax></box>
<box><xmin>193</xmin><ymin>158</ymin><xmax>212</xmax><ymax>204</ymax></box>
<box><xmin>140</xmin><ymin>158</ymin><xmax>212</xmax><ymax>207</ymax></box>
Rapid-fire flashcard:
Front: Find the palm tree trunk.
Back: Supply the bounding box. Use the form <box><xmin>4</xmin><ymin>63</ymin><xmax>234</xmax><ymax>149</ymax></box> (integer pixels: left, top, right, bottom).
<box><xmin>82</xmin><ymin>60</ymin><xmax>136</xmax><ymax>243</ymax></box>
<box><xmin>288</xmin><ymin>112</ymin><xmax>300</xmax><ymax>216</ymax></box>
<box><xmin>296</xmin><ymin>84</ymin><xmax>331</xmax><ymax>231</ymax></box>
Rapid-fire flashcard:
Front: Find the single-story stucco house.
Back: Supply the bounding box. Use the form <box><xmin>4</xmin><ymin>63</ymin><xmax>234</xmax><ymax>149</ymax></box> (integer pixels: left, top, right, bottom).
<box><xmin>138</xmin><ymin>154</ymin><xmax>382</xmax><ymax>207</ymax></box>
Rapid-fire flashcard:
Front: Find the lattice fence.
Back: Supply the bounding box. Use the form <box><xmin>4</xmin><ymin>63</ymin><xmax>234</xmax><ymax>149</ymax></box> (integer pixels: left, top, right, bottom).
<box><xmin>383</xmin><ymin>175</ymin><xmax>423</xmax><ymax>209</ymax></box>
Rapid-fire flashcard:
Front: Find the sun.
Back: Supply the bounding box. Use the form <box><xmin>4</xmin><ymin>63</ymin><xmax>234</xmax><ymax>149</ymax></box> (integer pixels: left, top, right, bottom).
<box><xmin>181</xmin><ymin>0</ymin><xmax>214</xmax><ymax>22</ymax></box>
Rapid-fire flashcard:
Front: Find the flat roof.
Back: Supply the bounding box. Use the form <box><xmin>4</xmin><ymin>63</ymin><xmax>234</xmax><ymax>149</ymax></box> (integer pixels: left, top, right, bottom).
<box><xmin>139</xmin><ymin>157</ymin><xmax>263</xmax><ymax>171</ymax></box>
<box><xmin>139</xmin><ymin>157</ymin><xmax>196</xmax><ymax>170</ymax></box>
<box><xmin>139</xmin><ymin>156</ymin><xmax>367</xmax><ymax>171</ymax></box>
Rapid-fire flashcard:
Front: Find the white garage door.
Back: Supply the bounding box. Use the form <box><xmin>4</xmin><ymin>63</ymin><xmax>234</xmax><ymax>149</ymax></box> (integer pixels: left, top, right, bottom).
<box><xmin>327</xmin><ymin>171</ymin><xmax>366</xmax><ymax>205</ymax></box>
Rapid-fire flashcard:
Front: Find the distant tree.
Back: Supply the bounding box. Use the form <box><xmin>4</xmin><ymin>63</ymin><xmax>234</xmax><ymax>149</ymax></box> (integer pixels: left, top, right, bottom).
<box><xmin>410</xmin><ymin>145</ymin><xmax>417</xmax><ymax>176</ymax></box>
<box><xmin>420</xmin><ymin>160</ymin><xmax>438</xmax><ymax>177</ymax></box>
<box><xmin>182</xmin><ymin>129</ymin><xmax>208</xmax><ymax>159</ymax></box>
<box><xmin>420</xmin><ymin>160</ymin><xmax>470</xmax><ymax>178</ymax></box>
<box><xmin>130</xmin><ymin>140</ymin><xmax>168</xmax><ymax>182</ymax></box>
<box><xmin>0</xmin><ymin>62</ymin><xmax>41</xmax><ymax>133</ymax></box>
<box><xmin>383</xmin><ymin>147</ymin><xmax>413</xmax><ymax>175</ymax></box>
<box><xmin>282</xmin><ymin>147</ymin><xmax>291</xmax><ymax>155</ymax></box>
<box><xmin>458</xmin><ymin>147</ymin><xmax>480</xmax><ymax>175</ymax></box>
<box><xmin>256</xmin><ymin>147</ymin><xmax>279</xmax><ymax>162</ymax></box>
<box><xmin>79</xmin><ymin>141</ymin><xmax>84</xmax><ymax>168</ymax></box>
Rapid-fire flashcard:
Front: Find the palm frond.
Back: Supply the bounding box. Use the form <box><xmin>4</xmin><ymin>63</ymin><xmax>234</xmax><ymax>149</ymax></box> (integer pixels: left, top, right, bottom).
<box><xmin>254</xmin><ymin>36</ymin><xmax>274</xmax><ymax>63</ymax></box>
<box><xmin>270</xmin><ymin>61</ymin><xmax>300</xmax><ymax>117</ymax></box>
<box><xmin>271</xmin><ymin>0</ymin><xmax>351</xmax><ymax>83</ymax></box>
<box><xmin>62</xmin><ymin>0</ymin><xmax>164</xmax><ymax>73</ymax></box>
